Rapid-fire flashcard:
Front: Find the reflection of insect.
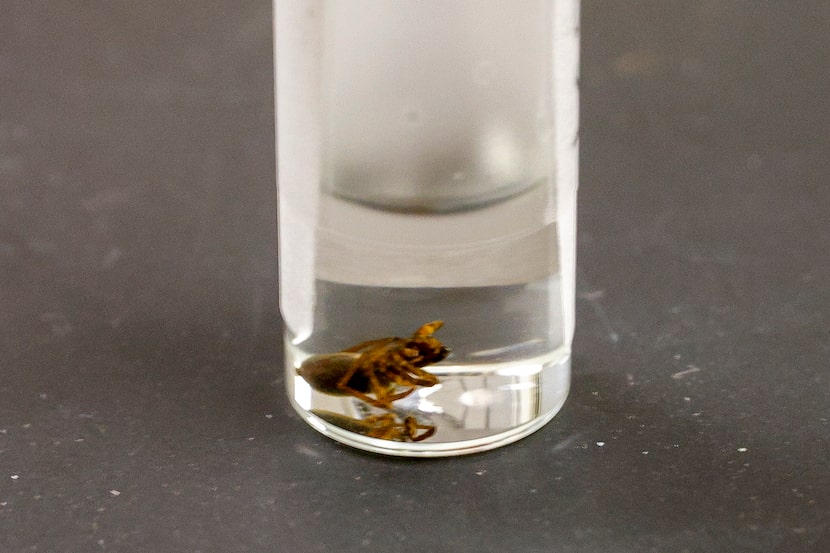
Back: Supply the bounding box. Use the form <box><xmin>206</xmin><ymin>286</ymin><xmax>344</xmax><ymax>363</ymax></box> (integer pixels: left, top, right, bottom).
<box><xmin>297</xmin><ymin>320</ymin><xmax>448</xmax><ymax>408</ymax></box>
<box><xmin>312</xmin><ymin>410</ymin><xmax>436</xmax><ymax>442</ymax></box>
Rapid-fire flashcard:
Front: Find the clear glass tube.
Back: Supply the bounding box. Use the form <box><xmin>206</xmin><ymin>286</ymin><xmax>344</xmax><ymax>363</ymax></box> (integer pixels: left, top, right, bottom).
<box><xmin>275</xmin><ymin>0</ymin><xmax>579</xmax><ymax>456</ymax></box>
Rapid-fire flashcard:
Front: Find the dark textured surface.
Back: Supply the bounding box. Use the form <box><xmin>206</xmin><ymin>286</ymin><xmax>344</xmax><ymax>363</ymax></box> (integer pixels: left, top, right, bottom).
<box><xmin>2</xmin><ymin>2</ymin><xmax>829</xmax><ymax>552</ymax></box>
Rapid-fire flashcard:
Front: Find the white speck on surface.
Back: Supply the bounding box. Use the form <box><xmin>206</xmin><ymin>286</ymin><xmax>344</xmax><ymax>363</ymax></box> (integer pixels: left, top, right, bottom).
<box><xmin>475</xmin><ymin>469</ymin><xmax>487</xmax><ymax>476</ymax></box>
<box><xmin>74</xmin><ymin>438</ymin><xmax>85</xmax><ymax>443</ymax></box>
<box><xmin>101</xmin><ymin>246</ymin><xmax>124</xmax><ymax>269</ymax></box>
<box><xmin>548</xmin><ymin>434</ymin><xmax>581</xmax><ymax>453</ymax></box>
<box><xmin>578</xmin><ymin>289</ymin><xmax>606</xmax><ymax>301</ymax></box>
<box><xmin>737</xmin><ymin>447</ymin><xmax>748</xmax><ymax>453</ymax></box>
<box><xmin>265</xmin><ymin>414</ymin><xmax>273</xmax><ymax>419</ymax></box>
<box><xmin>596</xmin><ymin>441</ymin><xmax>606</xmax><ymax>447</ymax></box>
<box><xmin>0</xmin><ymin>429</ymin><xmax>6</xmax><ymax>434</ymax></box>
<box><xmin>580</xmin><ymin>288</ymin><xmax>620</xmax><ymax>343</ymax></box>
<box><xmin>672</xmin><ymin>365</ymin><xmax>702</xmax><ymax>379</ymax></box>
<box><xmin>247</xmin><ymin>437</ymin><xmax>255</xmax><ymax>441</ymax></box>
<box><xmin>0</xmin><ymin>502</ymin><xmax>7</xmax><ymax>506</ymax></box>
<box><xmin>10</xmin><ymin>475</ymin><xmax>19</xmax><ymax>480</ymax></box>
<box><xmin>40</xmin><ymin>312</ymin><xmax>72</xmax><ymax>336</ymax></box>
<box><xmin>21</xmin><ymin>423</ymin><xmax>31</xmax><ymax>429</ymax></box>
<box><xmin>109</xmin><ymin>489</ymin><xmax>121</xmax><ymax>496</ymax></box>
<box><xmin>673</xmin><ymin>354</ymin><xmax>682</xmax><ymax>360</ymax></box>
<box><xmin>641</xmin><ymin>451</ymin><xmax>649</xmax><ymax>455</ymax></box>
<box><xmin>692</xmin><ymin>412</ymin><xmax>702</xmax><ymax>417</ymax></box>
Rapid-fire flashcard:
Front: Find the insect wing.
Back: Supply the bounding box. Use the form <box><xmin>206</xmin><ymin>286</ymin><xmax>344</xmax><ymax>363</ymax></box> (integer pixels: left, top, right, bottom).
<box><xmin>340</xmin><ymin>336</ymin><xmax>399</xmax><ymax>354</ymax></box>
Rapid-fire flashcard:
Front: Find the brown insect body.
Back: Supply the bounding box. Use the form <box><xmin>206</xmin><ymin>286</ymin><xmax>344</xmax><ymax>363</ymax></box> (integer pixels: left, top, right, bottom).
<box><xmin>297</xmin><ymin>320</ymin><xmax>449</xmax><ymax>408</ymax></box>
<box><xmin>311</xmin><ymin>410</ymin><xmax>436</xmax><ymax>442</ymax></box>
<box><xmin>296</xmin><ymin>352</ymin><xmax>371</xmax><ymax>396</ymax></box>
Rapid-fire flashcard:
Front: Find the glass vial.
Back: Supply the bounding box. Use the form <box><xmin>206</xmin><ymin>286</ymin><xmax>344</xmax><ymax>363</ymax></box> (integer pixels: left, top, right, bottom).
<box><xmin>275</xmin><ymin>0</ymin><xmax>579</xmax><ymax>456</ymax></box>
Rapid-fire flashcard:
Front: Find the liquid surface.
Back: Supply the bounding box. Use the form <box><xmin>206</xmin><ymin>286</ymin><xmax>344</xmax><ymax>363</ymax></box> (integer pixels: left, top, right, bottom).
<box><xmin>314</xmin><ymin>182</ymin><xmax>557</xmax><ymax>288</ymax></box>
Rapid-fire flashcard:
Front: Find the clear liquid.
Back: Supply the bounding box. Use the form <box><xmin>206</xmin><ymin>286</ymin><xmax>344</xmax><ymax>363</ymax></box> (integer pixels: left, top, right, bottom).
<box><xmin>286</xmin><ymin>282</ymin><xmax>570</xmax><ymax>456</ymax></box>
<box><xmin>284</xmin><ymin>188</ymin><xmax>571</xmax><ymax>456</ymax></box>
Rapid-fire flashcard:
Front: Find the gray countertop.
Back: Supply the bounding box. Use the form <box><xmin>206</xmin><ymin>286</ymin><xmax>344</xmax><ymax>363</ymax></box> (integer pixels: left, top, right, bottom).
<box><xmin>2</xmin><ymin>2</ymin><xmax>828</xmax><ymax>551</ymax></box>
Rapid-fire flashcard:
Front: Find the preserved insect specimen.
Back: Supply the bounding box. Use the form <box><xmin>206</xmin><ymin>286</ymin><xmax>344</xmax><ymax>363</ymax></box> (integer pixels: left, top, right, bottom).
<box><xmin>297</xmin><ymin>320</ymin><xmax>449</xmax><ymax>408</ymax></box>
<box><xmin>311</xmin><ymin>410</ymin><xmax>436</xmax><ymax>442</ymax></box>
